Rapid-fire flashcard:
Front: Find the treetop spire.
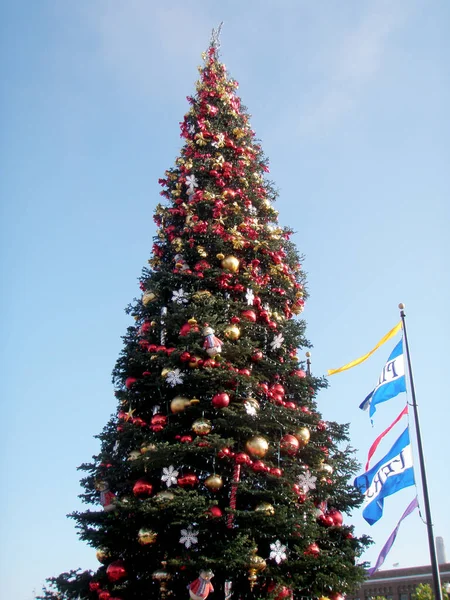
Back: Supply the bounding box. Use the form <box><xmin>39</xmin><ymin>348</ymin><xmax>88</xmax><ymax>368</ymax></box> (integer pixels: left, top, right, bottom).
<box><xmin>210</xmin><ymin>21</ymin><xmax>224</xmax><ymax>52</ymax></box>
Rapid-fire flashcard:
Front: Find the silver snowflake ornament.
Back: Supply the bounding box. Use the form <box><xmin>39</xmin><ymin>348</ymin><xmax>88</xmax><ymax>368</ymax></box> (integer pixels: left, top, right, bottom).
<box><xmin>270</xmin><ymin>333</ymin><xmax>284</xmax><ymax>351</ymax></box>
<box><xmin>185</xmin><ymin>174</ymin><xmax>198</xmax><ymax>195</ymax></box>
<box><xmin>179</xmin><ymin>525</ymin><xmax>198</xmax><ymax>548</ymax></box>
<box><xmin>171</xmin><ymin>287</ymin><xmax>188</xmax><ymax>304</ymax></box>
<box><xmin>245</xmin><ymin>288</ymin><xmax>255</xmax><ymax>306</ymax></box>
<box><xmin>161</xmin><ymin>465</ymin><xmax>179</xmax><ymax>488</ymax></box>
<box><xmin>269</xmin><ymin>540</ymin><xmax>287</xmax><ymax>564</ymax></box>
<box><xmin>166</xmin><ymin>368</ymin><xmax>184</xmax><ymax>387</ymax></box>
<box><xmin>297</xmin><ymin>469</ymin><xmax>317</xmax><ymax>493</ymax></box>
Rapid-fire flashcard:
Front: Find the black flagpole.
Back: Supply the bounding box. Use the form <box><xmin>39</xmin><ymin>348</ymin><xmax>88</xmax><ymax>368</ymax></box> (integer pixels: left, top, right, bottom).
<box><xmin>306</xmin><ymin>351</ymin><xmax>312</xmax><ymax>376</ymax></box>
<box><xmin>399</xmin><ymin>303</ymin><xmax>442</xmax><ymax>600</ymax></box>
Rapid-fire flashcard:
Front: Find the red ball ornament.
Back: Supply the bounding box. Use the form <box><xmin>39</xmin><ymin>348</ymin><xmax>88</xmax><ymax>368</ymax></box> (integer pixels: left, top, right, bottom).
<box><xmin>252</xmin><ymin>460</ymin><xmax>266</xmax><ymax>472</ymax></box>
<box><xmin>267</xmin><ymin>583</ymin><xmax>293</xmax><ymax>599</ymax></box>
<box><xmin>218</xmin><ymin>447</ymin><xmax>231</xmax><ymax>458</ymax></box>
<box><xmin>180</xmin><ymin>435</ymin><xmax>193</xmax><ymax>443</ymax></box>
<box><xmin>208</xmin><ymin>506</ymin><xmax>223</xmax><ymax>518</ymax></box>
<box><xmin>241</xmin><ymin>309</ymin><xmax>257</xmax><ymax>322</ymax></box>
<box><xmin>317</xmin><ymin>514</ymin><xmax>334</xmax><ymax>527</ymax></box>
<box><xmin>106</xmin><ymin>560</ymin><xmax>126</xmax><ymax>582</ymax></box>
<box><xmin>252</xmin><ymin>350</ymin><xmax>263</xmax><ymax>362</ymax></box>
<box><xmin>276</xmin><ymin>588</ymin><xmax>293</xmax><ymax>600</ymax></box>
<box><xmin>259</xmin><ymin>383</ymin><xmax>269</xmax><ymax>394</ymax></box>
<box><xmin>317</xmin><ymin>421</ymin><xmax>327</xmax><ymax>431</ymax></box>
<box><xmin>179</xmin><ymin>322</ymin><xmax>193</xmax><ymax>336</ymax></box>
<box><xmin>133</xmin><ymin>479</ymin><xmax>153</xmax><ymax>498</ymax></box>
<box><xmin>98</xmin><ymin>592</ymin><xmax>111</xmax><ymax>600</ymax></box>
<box><xmin>180</xmin><ymin>351</ymin><xmax>191</xmax><ymax>362</ymax></box>
<box><xmin>125</xmin><ymin>377</ymin><xmax>137</xmax><ymax>389</ymax></box>
<box><xmin>178</xmin><ymin>473</ymin><xmax>199</xmax><ymax>487</ymax></box>
<box><xmin>235</xmin><ymin>452</ymin><xmax>251</xmax><ymax>465</ymax></box>
<box><xmin>271</xmin><ymin>384</ymin><xmax>285</xmax><ymax>397</ymax></box>
<box><xmin>270</xmin><ymin>467</ymin><xmax>283</xmax><ymax>477</ymax></box>
<box><xmin>292</xmin><ymin>369</ymin><xmax>307</xmax><ymax>378</ymax></box>
<box><xmin>272</xmin><ymin>394</ymin><xmax>284</xmax><ymax>406</ymax></box>
<box><xmin>304</xmin><ymin>542</ymin><xmax>320</xmax><ymax>556</ymax></box>
<box><xmin>280</xmin><ymin>434</ymin><xmax>300</xmax><ymax>455</ymax></box>
<box><xmin>330</xmin><ymin>594</ymin><xmax>345</xmax><ymax>600</ymax></box>
<box><xmin>150</xmin><ymin>414</ymin><xmax>167</xmax><ymax>432</ymax></box>
<box><xmin>89</xmin><ymin>582</ymin><xmax>101</xmax><ymax>591</ymax></box>
<box><xmin>212</xmin><ymin>392</ymin><xmax>230</xmax><ymax>408</ymax></box>
<box><xmin>328</xmin><ymin>508</ymin><xmax>343</xmax><ymax>526</ymax></box>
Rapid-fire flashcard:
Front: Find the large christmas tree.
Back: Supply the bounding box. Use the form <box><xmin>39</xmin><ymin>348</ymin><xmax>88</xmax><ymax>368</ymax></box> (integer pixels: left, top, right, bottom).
<box><xmin>41</xmin><ymin>34</ymin><xmax>369</xmax><ymax>600</ymax></box>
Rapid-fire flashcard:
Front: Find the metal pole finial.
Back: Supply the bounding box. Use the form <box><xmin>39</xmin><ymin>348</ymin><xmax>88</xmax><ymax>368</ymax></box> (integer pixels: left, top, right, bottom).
<box><xmin>210</xmin><ymin>22</ymin><xmax>224</xmax><ymax>50</ymax></box>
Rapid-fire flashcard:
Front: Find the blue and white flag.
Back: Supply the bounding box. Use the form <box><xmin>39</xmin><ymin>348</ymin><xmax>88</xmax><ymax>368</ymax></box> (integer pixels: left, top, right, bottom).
<box><xmin>359</xmin><ymin>339</ymin><xmax>406</xmax><ymax>418</ymax></box>
<box><xmin>354</xmin><ymin>426</ymin><xmax>415</xmax><ymax>525</ymax></box>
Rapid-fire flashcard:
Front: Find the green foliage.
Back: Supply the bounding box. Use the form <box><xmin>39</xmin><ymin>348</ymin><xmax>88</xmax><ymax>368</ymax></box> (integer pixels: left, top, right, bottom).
<box><xmin>43</xmin><ymin>41</ymin><xmax>371</xmax><ymax>599</ymax></box>
<box><xmin>412</xmin><ymin>583</ymin><xmax>450</xmax><ymax>600</ymax></box>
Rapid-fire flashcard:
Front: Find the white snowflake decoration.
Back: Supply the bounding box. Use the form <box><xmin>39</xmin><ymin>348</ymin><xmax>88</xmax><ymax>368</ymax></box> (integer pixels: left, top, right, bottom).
<box><xmin>245</xmin><ymin>288</ymin><xmax>255</xmax><ymax>306</ymax></box>
<box><xmin>185</xmin><ymin>174</ymin><xmax>198</xmax><ymax>195</ymax></box>
<box><xmin>270</xmin><ymin>333</ymin><xmax>284</xmax><ymax>351</ymax></box>
<box><xmin>171</xmin><ymin>288</ymin><xmax>188</xmax><ymax>304</ymax></box>
<box><xmin>297</xmin><ymin>469</ymin><xmax>317</xmax><ymax>493</ymax></box>
<box><xmin>166</xmin><ymin>368</ymin><xmax>184</xmax><ymax>387</ymax></box>
<box><xmin>188</xmin><ymin>123</ymin><xmax>196</xmax><ymax>135</ymax></box>
<box><xmin>161</xmin><ymin>465</ymin><xmax>179</xmax><ymax>488</ymax></box>
<box><xmin>244</xmin><ymin>401</ymin><xmax>258</xmax><ymax>417</ymax></box>
<box><xmin>269</xmin><ymin>540</ymin><xmax>287</xmax><ymax>564</ymax></box>
<box><xmin>179</xmin><ymin>525</ymin><xmax>198</xmax><ymax>549</ymax></box>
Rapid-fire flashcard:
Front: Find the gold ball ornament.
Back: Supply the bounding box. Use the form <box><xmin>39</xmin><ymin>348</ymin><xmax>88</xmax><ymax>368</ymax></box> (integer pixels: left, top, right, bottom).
<box><xmin>245</xmin><ymin>435</ymin><xmax>269</xmax><ymax>458</ymax></box>
<box><xmin>294</xmin><ymin>427</ymin><xmax>311</xmax><ymax>448</ymax></box>
<box><xmin>96</xmin><ymin>548</ymin><xmax>110</xmax><ymax>563</ymax></box>
<box><xmin>138</xmin><ymin>528</ymin><xmax>158</xmax><ymax>545</ymax></box>
<box><xmin>192</xmin><ymin>418</ymin><xmax>212</xmax><ymax>436</ymax></box>
<box><xmin>161</xmin><ymin>368</ymin><xmax>171</xmax><ymax>378</ymax></box>
<box><xmin>224</xmin><ymin>324</ymin><xmax>241</xmax><ymax>340</ymax></box>
<box><xmin>221</xmin><ymin>255</ymin><xmax>240</xmax><ymax>273</ymax></box>
<box><xmin>142</xmin><ymin>291</ymin><xmax>157</xmax><ymax>306</ymax></box>
<box><xmin>154</xmin><ymin>490</ymin><xmax>175</xmax><ymax>504</ymax></box>
<box><xmin>247</xmin><ymin>551</ymin><xmax>266</xmax><ymax>591</ymax></box>
<box><xmin>216</xmin><ymin>253</ymin><xmax>225</xmax><ymax>260</ymax></box>
<box><xmin>249</xmin><ymin>553</ymin><xmax>266</xmax><ymax>572</ymax></box>
<box><xmin>192</xmin><ymin>290</ymin><xmax>212</xmax><ymax>302</ymax></box>
<box><xmin>255</xmin><ymin>502</ymin><xmax>275</xmax><ymax>515</ymax></box>
<box><xmin>243</xmin><ymin>397</ymin><xmax>260</xmax><ymax>414</ymax></box>
<box><xmin>204</xmin><ymin>474</ymin><xmax>224</xmax><ymax>492</ymax></box>
<box><xmin>320</xmin><ymin>463</ymin><xmax>334</xmax><ymax>475</ymax></box>
<box><xmin>170</xmin><ymin>396</ymin><xmax>199</xmax><ymax>414</ymax></box>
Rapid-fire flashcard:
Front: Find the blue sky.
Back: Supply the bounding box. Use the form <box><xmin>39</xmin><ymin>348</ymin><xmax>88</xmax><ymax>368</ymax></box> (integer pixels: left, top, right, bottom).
<box><xmin>1</xmin><ymin>1</ymin><xmax>449</xmax><ymax>598</ymax></box>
